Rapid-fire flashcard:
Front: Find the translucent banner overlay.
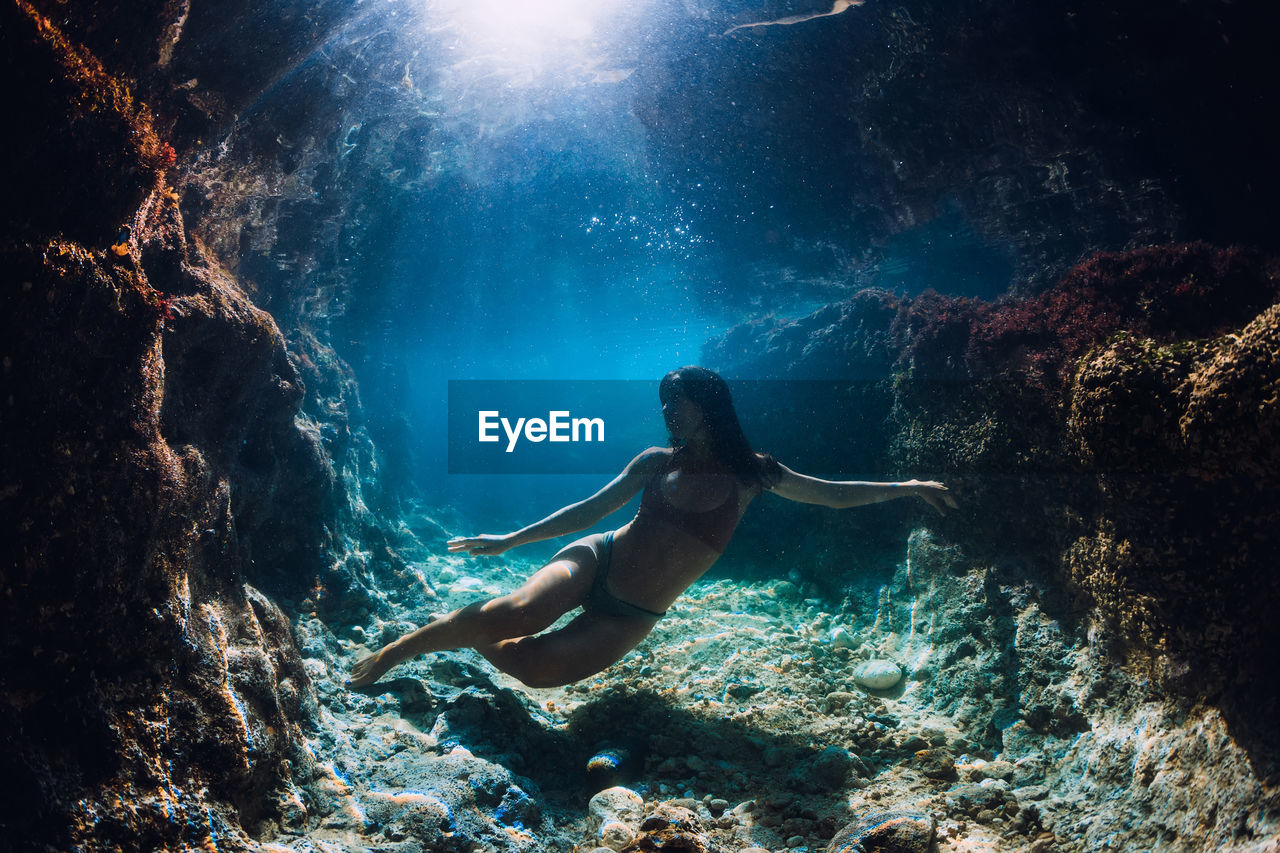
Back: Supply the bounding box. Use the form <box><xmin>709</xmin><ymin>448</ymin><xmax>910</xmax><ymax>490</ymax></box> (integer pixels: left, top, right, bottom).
<box><xmin>446</xmin><ymin>378</ymin><xmax>902</xmax><ymax>475</ymax></box>
<box><xmin>448</xmin><ymin>380</ymin><xmax>664</xmax><ymax>474</ymax></box>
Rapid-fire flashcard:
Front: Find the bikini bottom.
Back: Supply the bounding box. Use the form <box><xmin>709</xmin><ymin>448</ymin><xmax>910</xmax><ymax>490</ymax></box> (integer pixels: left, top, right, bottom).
<box><xmin>560</xmin><ymin>530</ymin><xmax>666</xmax><ymax>621</ymax></box>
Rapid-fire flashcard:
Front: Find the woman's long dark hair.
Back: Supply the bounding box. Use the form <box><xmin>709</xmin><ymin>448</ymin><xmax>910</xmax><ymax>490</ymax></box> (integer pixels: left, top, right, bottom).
<box><xmin>659</xmin><ymin>366</ymin><xmax>782</xmax><ymax>490</ymax></box>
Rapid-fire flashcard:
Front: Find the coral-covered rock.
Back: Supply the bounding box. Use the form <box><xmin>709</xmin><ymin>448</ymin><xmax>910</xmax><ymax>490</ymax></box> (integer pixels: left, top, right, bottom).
<box><xmin>621</xmin><ymin>825</ymin><xmax>710</xmax><ymax>853</ymax></box>
<box><xmin>1064</xmin><ymin>299</ymin><xmax>1280</xmax><ymax>735</ymax></box>
<box><xmin>912</xmin><ymin>748</ymin><xmax>958</xmax><ymax>781</ymax></box>
<box><xmin>0</xmin><ymin>223</ymin><xmax>320</xmax><ymax>848</ymax></box>
<box><xmin>827</xmin><ymin>810</ymin><xmax>936</xmax><ymax>853</ymax></box>
<box><xmin>588</xmin><ymin>785</ymin><xmax>645</xmax><ymax>846</ymax></box>
<box><xmin>1047</xmin><ymin>702</ymin><xmax>1279</xmax><ymax>851</ymax></box>
<box><xmin>620</xmin><ymin>802</ymin><xmax>721</xmax><ymax>852</ymax></box>
<box><xmin>1179</xmin><ymin>302</ymin><xmax>1280</xmax><ymax>479</ymax></box>
<box><xmin>943</xmin><ymin>782</ymin><xmax>1014</xmax><ymax>818</ymax></box>
<box><xmin>0</xmin><ymin>13</ymin><xmax>350</xmax><ymax>844</ymax></box>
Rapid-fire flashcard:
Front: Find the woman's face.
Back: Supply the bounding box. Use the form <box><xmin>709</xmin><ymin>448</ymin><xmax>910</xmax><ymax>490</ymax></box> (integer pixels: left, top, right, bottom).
<box><xmin>661</xmin><ymin>391</ymin><xmax>705</xmax><ymax>444</ymax></box>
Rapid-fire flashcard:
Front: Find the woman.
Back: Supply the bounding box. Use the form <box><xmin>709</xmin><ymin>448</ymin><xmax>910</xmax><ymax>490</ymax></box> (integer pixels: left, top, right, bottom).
<box><xmin>349</xmin><ymin>366</ymin><xmax>956</xmax><ymax>689</ymax></box>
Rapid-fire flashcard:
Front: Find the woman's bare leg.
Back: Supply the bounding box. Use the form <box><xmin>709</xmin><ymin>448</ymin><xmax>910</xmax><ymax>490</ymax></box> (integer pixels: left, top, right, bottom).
<box><xmin>476</xmin><ymin>610</ymin><xmax>658</xmax><ymax>688</ymax></box>
<box><xmin>348</xmin><ymin>548</ymin><xmax>597</xmax><ymax>687</ymax></box>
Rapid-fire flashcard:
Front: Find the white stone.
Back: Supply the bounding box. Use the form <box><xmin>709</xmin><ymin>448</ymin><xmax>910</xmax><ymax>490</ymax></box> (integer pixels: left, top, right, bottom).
<box><xmin>588</xmin><ymin>786</ymin><xmax>644</xmax><ymax>830</ymax></box>
<box><xmin>978</xmin><ymin>759</ymin><xmax>1016</xmax><ymax>780</ymax></box>
<box><xmin>829</xmin><ymin>626</ymin><xmax>860</xmax><ymax>649</ymax></box>
<box><xmin>448</xmin><ymin>576</ymin><xmax>503</xmax><ymax>596</ymax></box>
<box><xmin>853</xmin><ymin>659</ymin><xmax>904</xmax><ymax>690</ymax></box>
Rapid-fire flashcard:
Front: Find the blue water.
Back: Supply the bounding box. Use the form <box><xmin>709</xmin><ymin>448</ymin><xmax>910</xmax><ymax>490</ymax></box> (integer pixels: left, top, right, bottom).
<box><xmin>287</xmin><ymin>1</ymin><xmax>1048</xmax><ymax>528</ymax></box>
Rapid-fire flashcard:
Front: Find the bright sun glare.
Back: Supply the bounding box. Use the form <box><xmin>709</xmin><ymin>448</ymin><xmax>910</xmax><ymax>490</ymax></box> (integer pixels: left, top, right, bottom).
<box><xmin>453</xmin><ymin>0</ymin><xmax>604</xmax><ymax>57</ymax></box>
<box><xmin>418</xmin><ymin>0</ymin><xmax>642</xmax><ymax>134</ymax></box>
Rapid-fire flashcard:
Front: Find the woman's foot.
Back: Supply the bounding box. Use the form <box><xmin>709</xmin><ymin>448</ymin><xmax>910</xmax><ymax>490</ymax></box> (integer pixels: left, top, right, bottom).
<box><xmin>348</xmin><ymin>645</ymin><xmax>398</xmax><ymax>688</ymax></box>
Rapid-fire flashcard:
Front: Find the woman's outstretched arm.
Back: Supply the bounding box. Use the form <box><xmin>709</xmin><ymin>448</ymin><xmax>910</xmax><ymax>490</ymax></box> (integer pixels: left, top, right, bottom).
<box><xmin>767</xmin><ymin>461</ymin><xmax>958</xmax><ymax>514</ymax></box>
<box><xmin>447</xmin><ymin>447</ymin><xmax>669</xmax><ymax>556</ymax></box>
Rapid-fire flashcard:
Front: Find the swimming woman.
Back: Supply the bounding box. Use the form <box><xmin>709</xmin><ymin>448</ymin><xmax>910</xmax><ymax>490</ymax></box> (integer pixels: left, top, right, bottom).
<box><xmin>348</xmin><ymin>366</ymin><xmax>956</xmax><ymax>689</ymax></box>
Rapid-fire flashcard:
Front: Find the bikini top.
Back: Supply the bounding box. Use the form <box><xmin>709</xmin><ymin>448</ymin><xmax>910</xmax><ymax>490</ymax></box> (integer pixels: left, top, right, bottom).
<box><xmin>635</xmin><ymin>452</ymin><xmax>743</xmax><ymax>553</ymax></box>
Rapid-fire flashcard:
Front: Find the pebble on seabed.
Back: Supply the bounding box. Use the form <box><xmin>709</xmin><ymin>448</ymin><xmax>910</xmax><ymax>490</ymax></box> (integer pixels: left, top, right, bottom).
<box><xmin>853</xmin><ymin>659</ymin><xmax>904</xmax><ymax>690</ymax></box>
<box><xmin>829</xmin><ymin>625</ymin><xmax>860</xmax><ymax>649</ymax></box>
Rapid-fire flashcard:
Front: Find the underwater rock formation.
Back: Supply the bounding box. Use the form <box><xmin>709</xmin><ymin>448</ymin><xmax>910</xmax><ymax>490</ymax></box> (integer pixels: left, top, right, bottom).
<box><xmin>1</xmin><ymin>14</ymin><xmax>568</xmax><ymax>848</ymax></box>
<box><xmin>0</xmin><ymin>4</ymin><xmax>394</xmax><ymax>848</ymax></box>
<box><xmin>706</xmin><ymin>243</ymin><xmax>1280</xmax><ymax>849</ymax></box>
<box><xmin>0</xmin><ymin>206</ymin><xmax>321</xmax><ymax>846</ymax></box>
<box><xmin>827</xmin><ymin>810</ymin><xmax>936</xmax><ymax>853</ymax></box>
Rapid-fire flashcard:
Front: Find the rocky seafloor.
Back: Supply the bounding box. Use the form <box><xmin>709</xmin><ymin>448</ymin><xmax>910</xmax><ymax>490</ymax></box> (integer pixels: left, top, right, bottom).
<box><xmin>255</xmin><ymin>514</ymin><xmax>1276</xmax><ymax>853</ymax></box>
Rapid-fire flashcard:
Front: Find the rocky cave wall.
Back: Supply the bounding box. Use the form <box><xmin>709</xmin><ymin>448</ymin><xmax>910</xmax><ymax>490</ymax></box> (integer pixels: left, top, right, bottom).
<box><xmin>703</xmin><ymin>243</ymin><xmax>1280</xmax><ymax>848</ymax></box>
<box><xmin>0</xmin><ymin>2</ymin><xmax>414</xmax><ymax>849</ymax></box>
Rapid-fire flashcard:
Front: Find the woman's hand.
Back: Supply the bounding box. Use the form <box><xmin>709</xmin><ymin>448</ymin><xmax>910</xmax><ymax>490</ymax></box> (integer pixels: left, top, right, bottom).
<box><xmin>906</xmin><ymin>480</ymin><xmax>958</xmax><ymax>515</ymax></box>
<box><xmin>447</xmin><ymin>534</ymin><xmax>517</xmax><ymax>556</ymax></box>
